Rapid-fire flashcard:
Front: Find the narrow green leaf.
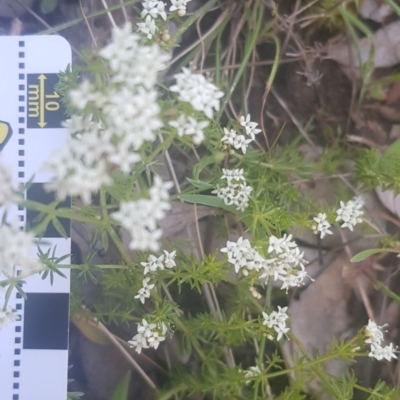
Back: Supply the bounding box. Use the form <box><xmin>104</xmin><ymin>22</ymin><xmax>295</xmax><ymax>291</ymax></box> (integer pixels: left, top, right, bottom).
<box><xmin>111</xmin><ymin>370</ymin><xmax>131</xmax><ymax>400</ymax></box>
<box><xmin>351</xmin><ymin>248</ymin><xmax>399</xmax><ymax>262</ymax></box>
<box><xmin>375</xmin><ymin>281</ymin><xmax>400</xmax><ymax>304</ymax></box>
<box><xmin>192</xmin><ymin>152</ymin><xmax>225</xmax><ymax>181</ymax></box>
<box><xmin>186</xmin><ymin>178</ymin><xmax>214</xmax><ymax>191</ymax></box>
<box><xmin>52</xmin><ymin>217</ymin><xmax>68</xmax><ymax>238</ymax></box>
<box><xmin>101</xmin><ymin>231</ymin><xmax>109</xmax><ymax>252</ymax></box>
<box><xmin>179</xmin><ymin>194</ymin><xmax>242</xmax><ymax>216</ymax></box>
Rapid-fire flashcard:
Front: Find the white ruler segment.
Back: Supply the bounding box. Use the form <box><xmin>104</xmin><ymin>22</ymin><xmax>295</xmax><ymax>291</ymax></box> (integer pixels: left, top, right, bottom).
<box><xmin>0</xmin><ymin>36</ymin><xmax>72</xmax><ymax>400</ymax></box>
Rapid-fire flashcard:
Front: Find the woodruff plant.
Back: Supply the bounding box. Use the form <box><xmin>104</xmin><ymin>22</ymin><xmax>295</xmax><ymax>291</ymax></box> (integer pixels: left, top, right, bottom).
<box><xmin>0</xmin><ymin>1</ymin><xmax>399</xmax><ymax>399</ymax></box>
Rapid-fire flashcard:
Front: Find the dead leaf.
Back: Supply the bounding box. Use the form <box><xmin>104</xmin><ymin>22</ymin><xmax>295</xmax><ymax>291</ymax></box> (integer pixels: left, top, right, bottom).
<box><xmin>328</xmin><ymin>21</ymin><xmax>400</xmax><ymax>70</ymax></box>
<box><xmin>72</xmin><ymin>313</ymin><xmax>111</xmax><ymax>346</ymax></box>
<box><xmin>386</xmin><ymin>81</ymin><xmax>400</xmax><ymax>104</ymax></box>
<box><xmin>375</xmin><ymin>187</ymin><xmax>400</xmax><ymax>217</ymax></box>
<box><xmin>284</xmin><ymin>253</ymin><xmax>364</xmax><ymax>398</ymax></box>
<box><xmin>377</xmin><ymin>105</ymin><xmax>400</xmax><ymax>123</ymax></box>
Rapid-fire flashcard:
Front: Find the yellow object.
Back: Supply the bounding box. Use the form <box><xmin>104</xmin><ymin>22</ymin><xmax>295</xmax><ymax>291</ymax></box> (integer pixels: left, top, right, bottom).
<box><xmin>0</xmin><ymin>121</ymin><xmax>12</xmax><ymax>151</ymax></box>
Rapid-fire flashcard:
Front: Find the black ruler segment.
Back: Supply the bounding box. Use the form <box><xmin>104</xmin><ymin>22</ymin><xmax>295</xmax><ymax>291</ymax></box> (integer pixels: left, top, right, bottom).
<box><xmin>23</xmin><ymin>293</ymin><xmax>69</xmax><ymax>350</ymax></box>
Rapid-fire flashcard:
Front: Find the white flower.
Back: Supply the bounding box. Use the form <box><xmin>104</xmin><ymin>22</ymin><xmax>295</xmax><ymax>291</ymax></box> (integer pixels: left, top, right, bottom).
<box><xmin>170</xmin><ymin>0</ymin><xmax>191</xmax><ymax>14</ymax></box>
<box><xmin>364</xmin><ymin>319</ymin><xmax>398</xmax><ymax>362</ymax></box>
<box><xmin>0</xmin><ymin>224</ymin><xmax>42</xmax><ymax>276</ymax></box>
<box><xmin>221</xmin><ymin>128</ymin><xmax>251</xmax><ymax>153</ymax></box>
<box><xmin>141</xmin><ymin>0</ymin><xmax>167</xmax><ymax>20</ymax></box>
<box><xmin>137</xmin><ymin>15</ymin><xmax>157</xmax><ymax>39</ymax></box>
<box><xmin>365</xmin><ymin>319</ymin><xmax>386</xmax><ymax>346</ymax></box>
<box><xmin>212</xmin><ymin>169</ymin><xmax>252</xmax><ymax>211</ymax></box>
<box><xmin>244</xmin><ymin>365</ymin><xmax>261</xmax><ymax>384</ymax></box>
<box><xmin>170</xmin><ymin>68</ymin><xmax>224</xmax><ymax>119</ymax></box>
<box><xmin>100</xmin><ymin>24</ymin><xmax>139</xmax><ymax>70</ymax></box>
<box><xmin>128</xmin><ymin>332</ymin><xmax>149</xmax><ymax>354</ymax></box>
<box><xmin>0</xmin><ymin>159</ymin><xmax>18</xmax><ymax>210</ymax></box>
<box><xmin>335</xmin><ymin>197</ymin><xmax>364</xmax><ymax>231</ymax></box>
<box><xmin>147</xmin><ymin>330</ymin><xmax>165</xmax><ymax>349</ymax></box>
<box><xmin>69</xmin><ymin>80</ymin><xmax>98</xmax><ymax>110</ymax></box>
<box><xmin>0</xmin><ymin>306</ymin><xmax>18</xmax><ymax>330</ymax></box>
<box><xmin>140</xmin><ymin>250</ymin><xmax>176</xmax><ymax>275</ymax></box>
<box><xmin>111</xmin><ymin>177</ymin><xmax>172</xmax><ymax>252</ymax></box>
<box><xmin>220</xmin><ymin>237</ymin><xmax>265</xmax><ymax>275</ymax></box>
<box><xmin>221</xmin><ymin>128</ymin><xmax>237</xmax><ymax>144</ymax></box>
<box><xmin>262</xmin><ymin>306</ymin><xmax>290</xmax><ymax>340</ymax></box>
<box><xmin>129</xmin><ymin>319</ymin><xmax>167</xmax><ymax>353</ymax></box>
<box><xmin>169</xmin><ymin>114</ymin><xmax>209</xmax><ymax>144</ymax></box>
<box><xmin>264</xmin><ymin>234</ymin><xmax>309</xmax><ymax>292</ymax></box>
<box><xmin>239</xmin><ymin>114</ymin><xmax>261</xmax><ymax>140</ymax></box>
<box><xmin>135</xmin><ymin>277</ymin><xmax>155</xmax><ymax>304</ymax></box>
<box><xmin>312</xmin><ymin>213</ymin><xmax>332</xmax><ymax>239</ymax></box>
<box><xmin>369</xmin><ymin>343</ymin><xmax>398</xmax><ymax>362</ymax></box>
<box><xmin>44</xmin><ymin>146</ymin><xmax>112</xmax><ymax>205</ymax></box>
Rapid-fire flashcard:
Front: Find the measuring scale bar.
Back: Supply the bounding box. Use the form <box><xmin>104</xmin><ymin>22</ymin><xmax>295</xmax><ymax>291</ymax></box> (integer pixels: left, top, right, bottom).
<box><xmin>0</xmin><ymin>36</ymin><xmax>72</xmax><ymax>400</ymax></box>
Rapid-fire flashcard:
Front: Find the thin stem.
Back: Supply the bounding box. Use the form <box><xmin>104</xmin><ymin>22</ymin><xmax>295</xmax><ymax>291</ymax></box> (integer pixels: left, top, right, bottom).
<box><xmin>217</xmin><ymin>2</ymin><xmax>264</xmax><ymax>121</ymax></box>
<box><xmin>253</xmin><ymin>278</ymin><xmax>272</xmax><ymax>400</ymax></box>
<box><xmin>170</xmin><ymin>0</ymin><xmax>218</xmax><ymax>45</ymax></box>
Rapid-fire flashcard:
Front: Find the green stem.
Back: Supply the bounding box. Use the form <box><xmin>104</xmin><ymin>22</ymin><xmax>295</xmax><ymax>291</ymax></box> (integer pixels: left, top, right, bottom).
<box><xmin>21</xmin><ymin>200</ymin><xmax>101</xmax><ymax>225</ymax></box>
<box><xmin>170</xmin><ymin>0</ymin><xmax>218</xmax><ymax>45</ymax></box>
<box><xmin>253</xmin><ymin>278</ymin><xmax>272</xmax><ymax>400</ymax></box>
<box><xmin>216</xmin><ymin>2</ymin><xmax>264</xmax><ymax>121</ymax></box>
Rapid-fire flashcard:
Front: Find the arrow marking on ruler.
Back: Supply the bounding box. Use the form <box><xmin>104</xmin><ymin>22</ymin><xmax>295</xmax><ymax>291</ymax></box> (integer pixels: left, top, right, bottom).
<box><xmin>38</xmin><ymin>74</ymin><xmax>47</xmax><ymax>128</ymax></box>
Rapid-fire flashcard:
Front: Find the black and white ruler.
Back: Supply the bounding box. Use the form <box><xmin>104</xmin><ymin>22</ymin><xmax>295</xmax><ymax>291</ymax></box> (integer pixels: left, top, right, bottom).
<box><xmin>0</xmin><ymin>36</ymin><xmax>72</xmax><ymax>400</ymax></box>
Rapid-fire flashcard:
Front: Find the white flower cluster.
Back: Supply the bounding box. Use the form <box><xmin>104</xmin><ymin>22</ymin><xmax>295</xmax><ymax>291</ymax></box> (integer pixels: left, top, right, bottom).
<box><xmin>0</xmin><ymin>306</ymin><xmax>18</xmax><ymax>331</ymax></box>
<box><xmin>47</xmin><ymin>24</ymin><xmax>171</xmax><ymax>216</ymax></box>
<box><xmin>135</xmin><ymin>250</ymin><xmax>177</xmax><ymax>303</ymax></box>
<box><xmin>141</xmin><ymin>250</ymin><xmax>176</xmax><ymax>275</ymax></box>
<box><xmin>0</xmin><ymin>158</ymin><xmax>18</xmax><ymax>211</ymax></box>
<box><xmin>221</xmin><ymin>234</ymin><xmax>309</xmax><ymax>292</ymax></box>
<box><xmin>262</xmin><ymin>306</ymin><xmax>290</xmax><ymax>340</ymax></box>
<box><xmin>168</xmin><ymin>114</ymin><xmax>209</xmax><ymax>145</ymax></box>
<box><xmin>138</xmin><ymin>0</ymin><xmax>166</xmax><ymax>39</ymax></box>
<box><xmin>212</xmin><ymin>168</ymin><xmax>252</xmax><ymax>211</ymax></box>
<box><xmin>243</xmin><ymin>365</ymin><xmax>261</xmax><ymax>384</ymax></box>
<box><xmin>170</xmin><ymin>68</ymin><xmax>224</xmax><ymax>119</ymax></box>
<box><xmin>0</xmin><ymin>224</ymin><xmax>41</xmax><ymax>276</ymax></box>
<box><xmin>335</xmin><ymin>197</ymin><xmax>364</xmax><ymax>231</ymax></box>
<box><xmin>128</xmin><ymin>318</ymin><xmax>167</xmax><ymax>353</ymax></box>
<box><xmin>221</xmin><ymin>114</ymin><xmax>261</xmax><ymax>154</ymax></box>
<box><xmin>365</xmin><ymin>319</ymin><xmax>398</xmax><ymax>362</ymax></box>
<box><xmin>44</xmin><ymin>117</ymin><xmax>113</xmax><ymax>204</ymax></box>
<box><xmin>170</xmin><ymin>0</ymin><xmax>192</xmax><ymax>16</ymax></box>
<box><xmin>137</xmin><ymin>0</ymin><xmax>193</xmax><ymax>39</ymax></box>
<box><xmin>312</xmin><ymin>212</ymin><xmax>332</xmax><ymax>239</ymax></box>
<box><xmin>111</xmin><ymin>176</ymin><xmax>173</xmax><ymax>252</ymax></box>
<box><xmin>265</xmin><ymin>234</ymin><xmax>308</xmax><ymax>292</ymax></box>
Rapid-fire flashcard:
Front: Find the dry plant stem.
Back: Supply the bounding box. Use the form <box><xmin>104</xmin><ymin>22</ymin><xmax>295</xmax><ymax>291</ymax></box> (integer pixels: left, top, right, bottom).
<box><xmin>94</xmin><ymin>318</ymin><xmax>157</xmax><ymax>390</ymax></box>
<box><xmin>201</xmin><ymin>58</ymin><xmax>301</xmax><ymax>73</ymax></box>
<box><xmin>196</xmin><ymin>15</ymin><xmax>206</xmax><ymax>73</ymax></box>
<box><xmin>168</xmin><ymin>10</ymin><xmax>230</xmax><ymax>67</ymax></box>
<box><xmin>244</xmin><ymin>49</ymin><xmax>257</xmax><ymax>113</ymax></box>
<box><xmin>339</xmin><ymin>229</ymin><xmax>375</xmax><ymax>320</ymax></box>
<box><xmin>119</xmin><ymin>0</ymin><xmax>129</xmax><ymax>22</ymax></box>
<box><xmin>101</xmin><ymin>0</ymin><xmax>118</xmax><ymax>28</ymax></box>
<box><xmin>271</xmin><ymin>87</ymin><xmax>317</xmax><ymax>150</ymax></box>
<box><xmin>280</xmin><ymin>0</ymin><xmax>301</xmax><ymax>58</ymax></box>
<box><xmin>80</xmin><ymin>0</ymin><xmax>98</xmax><ymax>48</ymax></box>
<box><xmin>158</xmin><ymin>134</ymin><xmax>236</xmax><ymax>368</ymax></box>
